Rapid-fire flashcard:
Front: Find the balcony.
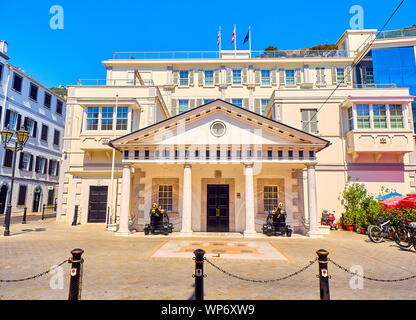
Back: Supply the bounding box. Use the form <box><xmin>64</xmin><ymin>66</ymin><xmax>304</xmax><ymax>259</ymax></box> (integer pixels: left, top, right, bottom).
<box><xmin>376</xmin><ymin>28</ymin><xmax>416</xmax><ymax>40</ymax></box>
<box><xmin>346</xmin><ymin>129</ymin><xmax>414</xmax><ymax>160</ymax></box>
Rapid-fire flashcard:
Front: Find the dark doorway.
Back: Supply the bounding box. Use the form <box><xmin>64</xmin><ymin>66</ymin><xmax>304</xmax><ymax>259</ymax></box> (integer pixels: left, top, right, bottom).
<box><xmin>0</xmin><ymin>185</ymin><xmax>7</xmax><ymax>214</ymax></box>
<box><xmin>87</xmin><ymin>186</ymin><xmax>108</xmax><ymax>223</ymax></box>
<box><xmin>32</xmin><ymin>188</ymin><xmax>42</xmax><ymax>212</ymax></box>
<box><xmin>207</xmin><ymin>184</ymin><xmax>229</xmax><ymax>232</ymax></box>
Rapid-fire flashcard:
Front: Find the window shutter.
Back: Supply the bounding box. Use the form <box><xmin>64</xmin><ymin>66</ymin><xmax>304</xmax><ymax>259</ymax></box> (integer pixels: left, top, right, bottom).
<box><xmin>23</xmin><ymin>117</ymin><xmax>28</xmax><ymax>131</ymax></box>
<box><xmin>189</xmin><ymin>70</ymin><xmax>194</xmax><ymax>87</ymax></box>
<box><xmin>315</xmin><ymin>68</ymin><xmax>320</xmax><ymax>84</ymax></box>
<box><xmin>243</xmin><ymin>98</ymin><xmax>249</xmax><ymax>109</ymax></box>
<box><xmin>196</xmin><ymin>99</ymin><xmax>202</xmax><ymax>107</ymax></box>
<box><xmin>254</xmin><ymin>99</ymin><xmax>261</xmax><ymax>114</ymax></box>
<box><xmin>29</xmin><ymin>154</ymin><xmax>33</xmax><ymax>171</ymax></box>
<box><xmin>56</xmin><ymin>161</ymin><xmax>60</xmax><ymax>176</ymax></box>
<box><xmin>295</xmin><ymin>69</ymin><xmax>301</xmax><ymax>84</ymax></box>
<box><xmin>48</xmin><ymin>160</ymin><xmax>53</xmax><ymax>175</ymax></box>
<box><xmin>242</xmin><ymin>68</ymin><xmax>248</xmax><ymax>85</ymax></box>
<box><xmin>198</xmin><ymin>70</ymin><xmax>203</xmax><ymax>86</ymax></box>
<box><xmin>301</xmin><ymin>110</ymin><xmax>309</xmax><ymax>131</ymax></box>
<box><xmin>16</xmin><ymin>114</ymin><xmax>21</xmax><ymax>131</ymax></box>
<box><xmin>173</xmin><ymin>71</ymin><xmax>179</xmax><ymax>85</ymax></box>
<box><xmin>279</xmin><ymin>69</ymin><xmax>285</xmax><ymax>87</ymax></box>
<box><xmin>171</xmin><ymin>99</ymin><xmax>177</xmax><ymax>115</ymax></box>
<box><xmin>345</xmin><ymin>66</ymin><xmax>352</xmax><ymax>84</ymax></box>
<box><xmin>4</xmin><ymin>109</ymin><xmax>10</xmax><ymax>128</ymax></box>
<box><xmin>17</xmin><ymin>185</ymin><xmax>27</xmax><ymax>205</ymax></box>
<box><xmin>33</xmin><ymin>121</ymin><xmax>37</xmax><ymax>137</ymax></box>
<box><xmin>19</xmin><ymin>152</ymin><xmax>23</xmax><ymax>170</ymax></box>
<box><xmin>0</xmin><ymin>106</ymin><xmax>2</xmax><ymax>123</ymax></box>
<box><xmin>271</xmin><ymin>69</ymin><xmax>277</xmax><ymax>86</ymax></box>
<box><xmin>226</xmin><ymin>68</ymin><xmax>232</xmax><ymax>84</ymax></box>
<box><xmin>189</xmin><ymin>99</ymin><xmax>195</xmax><ymax>109</ymax></box>
<box><xmin>35</xmin><ymin>156</ymin><xmax>40</xmax><ymax>173</ymax></box>
<box><xmin>331</xmin><ymin>67</ymin><xmax>337</xmax><ymax>84</ymax></box>
<box><xmin>225</xmin><ymin>98</ymin><xmax>231</xmax><ymax>103</ymax></box>
<box><xmin>44</xmin><ymin>159</ymin><xmax>48</xmax><ymax>174</ymax></box>
<box><xmin>214</xmin><ymin>70</ymin><xmax>220</xmax><ymax>85</ymax></box>
<box><xmin>254</xmin><ymin>70</ymin><xmax>260</xmax><ymax>85</ymax></box>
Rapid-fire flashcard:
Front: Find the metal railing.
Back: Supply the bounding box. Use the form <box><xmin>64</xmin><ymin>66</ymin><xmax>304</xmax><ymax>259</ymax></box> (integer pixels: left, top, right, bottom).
<box><xmin>376</xmin><ymin>28</ymin><xmax>416</xmax><ymax>40</ymax></box>
<box><xmin>352</xmin><ymin>83</ymin><xmax>398</xmax><ymax>89</ymax></box>
<box><xmin>112</xmin><ymin>50</ymin><xmax>352</xmax><ymax>60</ymax></box>
<box><xmin>76</xmin><ymin>78</ymin><xmax>155</xmax><ymax>86</ymax></box>
<box><xmin>123</xmin><ymin>154</ymin><xmax>317</xmax><ymax>162</ymax></box>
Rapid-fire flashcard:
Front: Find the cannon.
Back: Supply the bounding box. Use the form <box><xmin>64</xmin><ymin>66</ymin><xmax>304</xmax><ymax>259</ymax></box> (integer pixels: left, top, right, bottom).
<box><xmin>262</xmin><ymin>203</ymin><xmax>293</xmax><ymax>237</ymax></box>
<box><xmin>144</xmin><ymin>203</ymin><xmax>173</xmax><ymax>235</ymax></box>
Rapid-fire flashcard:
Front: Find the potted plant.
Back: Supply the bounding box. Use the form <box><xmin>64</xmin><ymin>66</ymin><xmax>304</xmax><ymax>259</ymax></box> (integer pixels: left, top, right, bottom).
<box><xmin>343</xmin><ymin>212</ymin><xmax>355</xmax><ymax>231</ymax></box>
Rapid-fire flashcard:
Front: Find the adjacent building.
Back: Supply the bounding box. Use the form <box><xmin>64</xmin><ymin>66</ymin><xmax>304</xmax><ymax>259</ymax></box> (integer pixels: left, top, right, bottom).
<box><xmin>0</xmin><ymin>41</ymin><xmax>66</xmax><ymax>215</ymax></box>
<box><xmin>61</xmin><ymin>28</ymin><xmax>416</xmax><ymax>236</ymax></box>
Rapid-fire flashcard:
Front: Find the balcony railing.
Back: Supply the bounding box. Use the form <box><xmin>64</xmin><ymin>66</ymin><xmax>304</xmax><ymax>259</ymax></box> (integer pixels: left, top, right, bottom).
<box><xmin>352</xmin><ymin>83</ymin><xmax>397</xmax><ymax>89</ymax></box>
<box><xmin>77</xmin><ymin>79</ymin><xmax>155</xmax><ymax>86</ymax></box>
<box><xmin>123</xmin><ymin>154</ymin><xmax>317</xmax><ymax>162</ymax></box>
<box><xmin>112</xmin><ymin>50</ymin><xmax>351</xmax><ymax>60</ymax></box>
<box><xmin>376</xmin><ymin>29</ymin><xmax>416</xmax><ymax>40</ymax></box>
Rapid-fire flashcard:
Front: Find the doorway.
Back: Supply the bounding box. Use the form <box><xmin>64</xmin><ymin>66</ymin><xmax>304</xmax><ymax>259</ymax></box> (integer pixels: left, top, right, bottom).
<box><xmin>87</xmin><ymin>186</ymin><xmax>108</xmax><ymax>223</ymax></box>
<box><xmin>32</xmin><ymin>187</ymin><xmax>42</xmax><ymax>212</ymax></box>
<box><xmin>0</xmin><ymin>185</ymin><xmax>8</xmax><ymax>214</ymax></box>
<box><xmin>207</xmin><ymin>184</ymin><xmax>229</xmax><ymax>232</ymax></box>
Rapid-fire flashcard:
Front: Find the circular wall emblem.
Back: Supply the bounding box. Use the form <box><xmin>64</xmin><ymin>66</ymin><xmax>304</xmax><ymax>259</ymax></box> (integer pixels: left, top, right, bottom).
<box><xmin>210</xmin><ymin>121</ymin><xmax>226</xmax><ymax>137</ymax></box>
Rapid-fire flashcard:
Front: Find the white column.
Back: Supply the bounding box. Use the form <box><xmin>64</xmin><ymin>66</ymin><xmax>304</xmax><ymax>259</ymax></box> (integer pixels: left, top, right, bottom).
<box><xmin>307</xmin><ymin>164</ymin><xmax>321</xmax><ymax>238</ymax></box>
<box><xmin>243</xmin><ymin>163</ymin><xmax>256</xmax><ymax>237</ymax></box>
<box><xmin>117</xmin><ymin>165</ymin><xmax>131</xmax><ymax>235</ymax></box>
<box><xmin>181</xmin><ymin>164</ymin><xmax>193</xmax><ymax>235</ymax></box>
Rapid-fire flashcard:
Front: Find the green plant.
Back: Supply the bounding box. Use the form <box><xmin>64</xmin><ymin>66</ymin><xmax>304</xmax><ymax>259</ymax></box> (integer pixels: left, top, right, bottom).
<box><xmin>339</xmin><ymin>181</ymin><xmax>368</xmax><ymax>223</ymax></box>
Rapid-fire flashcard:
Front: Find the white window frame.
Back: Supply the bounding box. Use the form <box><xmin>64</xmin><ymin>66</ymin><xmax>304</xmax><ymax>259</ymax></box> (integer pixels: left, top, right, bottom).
<box><xmin>8</xmin><ymin>110</ymin><xmax>18</xmax><ymax>130</ymax></box>
<box><xmin>158</xmin><ymin>185</ymin><xmax>173</xmax><ymax>212</ymax></box>
<box><xmin>204</xmin><ymin>70</ymin><xmax>214</xmax><ymax>86</ymax></box>
<box><xmin>336</xmin><ymin>68</ymin><xmax>345</xmax><ymax>84</ymax></box>
<box><xmin>179</xmin><ymin>71</ymin><xmax>189</xmax><ymax>86</ymax></box>
<box><xmin>285</xmin><ymin>69</ymin><xmax>295</xmax><ymax>85</ymax></box>
<box><xmin>178</xmin><ymin>99</ymin><xmax>189</xmax><ymax>113</ymax></box>
<box><xmin>264</xmin><ymin>185</ymin><xmax>279</xmax><ymax>213</ymax></box>
<box><xmin>21</xmin><ymin>153</ymin><xmax>30</xmax><ymax>171</ymax></box>
<box><xmin>231</xmin><ymin>99</ymin><xmax>242</xmax><ymax>107</ymax></box>
<box><xmin>25</xmin><ymin>118</ymin><xmax>35</xmax><ymax>136</ymax></box>
<box><xmin>261</xmin><ymin>70</ymin><xmax>271</xmax><ymax>86</ymax></box>
<box><xmin>232</xmin><ymin>69</ymin><xmax>242</xmax><ymax>85</ymax></box>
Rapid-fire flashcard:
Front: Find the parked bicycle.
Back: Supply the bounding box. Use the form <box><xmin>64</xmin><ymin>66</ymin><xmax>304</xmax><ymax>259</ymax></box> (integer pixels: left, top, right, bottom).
<box><xmin>392</xmin><ymin>221</ymin><xmax>416</xmax><ymax>250</ymax></box>
<box><xmin>367</xmin><ymin>218</ymin><xmax>410</xmax><ymax>247</ymax></box>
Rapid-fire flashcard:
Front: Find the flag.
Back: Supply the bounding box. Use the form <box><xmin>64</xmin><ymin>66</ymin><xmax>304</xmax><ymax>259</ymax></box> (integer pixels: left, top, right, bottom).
<box><xmin>243</xmin><ymin>29</ymin><xmax>250</xmax><ymax>45</ymax></box>
<box><xmin>217</xmin><ymin>29</ymin><xmax>221</xmax><ymax>45</ymax></box>
<box><xmin>231</xmin><ymin>26</ymin><xmax>236</xmax><ymax>44</ymax></box>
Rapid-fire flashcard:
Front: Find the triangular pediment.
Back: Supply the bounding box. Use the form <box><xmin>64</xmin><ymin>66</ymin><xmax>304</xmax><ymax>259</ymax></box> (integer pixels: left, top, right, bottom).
<box><xmin>110</xmin><ymin>99</ymin><xmax>329</xmax><ymax>149</ymax></box>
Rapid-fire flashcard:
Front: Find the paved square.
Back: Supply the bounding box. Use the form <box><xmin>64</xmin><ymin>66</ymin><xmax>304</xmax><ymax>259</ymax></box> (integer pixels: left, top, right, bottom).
<box><xmin>150</xmin><ymin>240</ymin><xmax>289</xmax><ymax>260</ymax></box>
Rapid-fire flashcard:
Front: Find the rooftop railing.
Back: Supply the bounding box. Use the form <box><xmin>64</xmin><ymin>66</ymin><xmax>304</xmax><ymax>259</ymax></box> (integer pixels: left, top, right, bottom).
<box><xmin>112</xmin><ymin>50</ymin><xmax>351</xmax><ymax>60</ymax></box>
<box><xmin>352</xmin><ymin>83</ymin><xmax>398</xmax><ymax>89</ymax></box>
<box><xmin>376</xmin><ymin>29</ymin><xmax>416</xmax><ymax>40</ymax></box>
<box><xmin>77</xmin><ymin>79</ymin><xmax>155</xmax><ymax>86</ymax></box>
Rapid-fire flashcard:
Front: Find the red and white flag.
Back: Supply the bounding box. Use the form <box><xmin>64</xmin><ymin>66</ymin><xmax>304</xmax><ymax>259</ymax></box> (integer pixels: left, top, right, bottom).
<box><xmin>217</xmin><ymin>29</ymin><xmax>221</xmax><ymax>45</ymax></box>
<box><xmin>231</xmin><ymin>26</ymin><xmax>236</xmax><ymax>44</ymax></box>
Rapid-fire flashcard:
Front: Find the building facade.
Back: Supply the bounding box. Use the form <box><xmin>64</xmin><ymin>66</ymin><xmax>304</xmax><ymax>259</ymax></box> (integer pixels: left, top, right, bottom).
<box><xmin>61</xmin><ymin>28</ymin><xmax>416</xmax><ymax>236</ymax></box>
<box><xmin>0</xmin><ymin>41</ymin><xmax>66</xmax><ymax>215</ymax></box>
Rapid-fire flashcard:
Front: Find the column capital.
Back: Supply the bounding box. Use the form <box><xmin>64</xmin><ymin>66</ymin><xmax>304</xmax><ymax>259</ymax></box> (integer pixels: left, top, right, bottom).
<box><xmin>243</xmin><ymin>162</ymin><xmax>254</xmax><ymax>168</ymax></box>
<box><xmin>184</xmin><ymin>163</ymin><xmax>192</xmax><ymax>169</ymax></box>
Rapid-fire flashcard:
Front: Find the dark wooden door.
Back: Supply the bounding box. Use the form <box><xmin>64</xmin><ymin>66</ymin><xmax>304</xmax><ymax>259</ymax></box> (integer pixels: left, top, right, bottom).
<box><xmin>87</xmin><ymin>186</ymin><xmax>108</xmax><ymax>223</ymax></box>
<box><xmin>207</xmin><ymin>184</ymin><xmax>229</xmax><ymax>232</ymax></box>
<box><xmin>32</xmin><ymin>190</ymin><xmax>41</xmax><ymax>212</ymax></box>
<box><xmin>0</xmin><ymin>185</ymin><xmax>7</xmax><ymax>214</ymax></box>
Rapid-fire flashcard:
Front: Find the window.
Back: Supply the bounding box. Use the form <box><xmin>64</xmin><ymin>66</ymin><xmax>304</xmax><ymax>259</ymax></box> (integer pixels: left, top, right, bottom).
<box><xmin>158</xmin><ymin>185</ymin><xmax>173</xmax><ymax>212</ymax></box>
<box><xmin>204</xmin><ymin>70</ymin><xmax>214</xmax><ymax>86</ymax></box>
<box><xmin>116</xmin><ymin>107</ymin><xmax>128</xmax><ymax>130</ymax></box>
<box><xmin>390</xmin><ymin>104</ymin><xmax>404</xmax><ymax>128</ymax></box>
<box><xmin>3</xmin><ymin>149</ymin><xmax>13</xmax><ymax>167</ymax></box>
<box><xmin>347</xmin><ymin>107</ymin><xmax>354</xmax><ymax>131</ymax></box>
<box><xmin>178</xmin><ymin>100</ymin><xmax>189</xmax><ymax>113</ymax></box>
<box><xmin>101</xmin><ymin>107</ymin><xmax>113</xmax><ymax>130</ymax></box>
<box><xmin>53</xmin><ymin>130</ymin><xmax>60</xmax><ymax>146</ymax></box>
<box><xmin>17</xmin><ymin>185</ymin><xmax>27</xmax><ymax>205</ymax></box>
<box><xmin>204</xmin><ymin>99</ymin><xmax>214</xmax><ymax>104</ymax></box>
<box><xmin>56</xmin><ymin>100</ymin><xmax>63</xmax><ymax>115</ymax></box>
<box><xmin>35</xmin><ymin>157</ymin><xmax>46</xmax><ymax>173</ymax></box>
<box><xmin>24</xmin><ymin>117</ymin><xmax>36</xmax><ymax>136</ymax></box>
<box><xmin>232</xmin><ymin>69</ymin><xmax>241</xmax><ymax>85</ymax></box>
<box><xmin>278</xmin><ymin>150</ymin><xmax>283</xmax><ymax>159</ymax></box>
<box><xmin>179</xmin><ymin>71</ymin><xmax>189</xmax><ymax>86</ymax></box>
<box><xmin>356</xmin><ymin>104</ymin><xmax>370</xmax><ymax>129</ymax></box>
<box><xmin>301</xmin><ymin>109</ymin><xmax>318</xmax><ymax>133</ymax></box>
<box><xmin>288</xmin><ymin>150</ymin><xmax>293</xmax><ymax>159</ymax></box>
<box><xmin>261</xmin><ymin>70</ymin><xmax>271</xmax><ymax>86</ymax></box>
<box><xmin>41</xmin><ymin>124</ymin><xmax>49</xmax><ymax>141</ymax></box>
<box><xmin>48</xmin><ymin>160</ymin><xmax>58</xmax><ymax>176</ymax></box>
<box><xmin>267</xmin><ymin>150</ymin><xmax>273</xmax><ymax>159</ymax></box>
<box><xmin>6</xmin><ymin>110</ymin><xmax>18</xmax><ymax>130</ymax></box>
<box><xmin>309</xmin><ymin>150</ymin><xmax>315</xmax><ymax>159</ymax></box>
<box><xmin>316</xmin><ymin>67</ymin><xmax>326</xmax><ymax>85</ymax></box>
<box><xmin>261</xmin><ymin>99</ymin><xmax>269</xmax><ymax>115</ymax></box>
<box><xmin>124</xmin><ymin>150</ymin><xmax>129</xmax><ymax>158</ymax></box>
<box><xmin>264</xmin><ymin>186</ymin><xmax>278</xmax><ymax>212</ymax></box>
<box><xmin>364</xmin><ymin>67</ymin><xmax>374</xmax><ymax>84</ymax></box>
<box><xmin>47</xmin><ymin>189</ymin><xmax>54</xmax><ymax>205</ymax></box>
<box><xmin>285</xmin><ymin>70</ymin><xmax>295</xmax><ymax>85</ymax></box>
<box><xmin>373</xmin><ymin>104</ymin><xmax>387</xmax><ymax>129</ymax></box>
<box><xmin>0</xmin><ymin>63</ymin><xmax>3</xmax><ymax>82</ymax></box>
<box><xmin>86</xmin><ymin>107</ymin><xmax>99</xmax><ymax>130</ymax></box>
<box><xmin>12</xmin><ymin>73</ymin><xmax>23</xmax><ymax>92</ymax></box>
<box><xmin>336</xmin><ymin>68</ymin><xmax>345</xmax><ymax>84</ymax></box>
<box><xmin>44</xmin><ymin>92</ymin><xmax>52</xmax><ymax>108</ymax></box>
<box><xmin>231</xmin><ymin>99</ymin><xmax>242</xmax><ymax>107</ymax></box>
<box><xmin>20</xmin><ymin>153</ymin><xmax>31</xmax><ymax>171</ymax></box>
<box><xmin>299</xmin><ymin>150</ymin><xmax>304</xmax><ymax>159</ymax></box>
<box><xmin>29</xmin><ymin>83</ymin><xmax>38</xmax><ymax>101</ymax></box>
<box><xmin>134</xmin><ymin>150</ymin><xmax>139</xmax><ymax>159</ymax></box>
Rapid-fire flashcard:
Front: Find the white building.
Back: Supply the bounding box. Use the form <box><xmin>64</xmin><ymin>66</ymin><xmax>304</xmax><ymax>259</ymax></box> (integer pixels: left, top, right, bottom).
<box><xmin>0</xmin><ymin>41</ymin><xmax>66</xmax><ymax>215</ymax></box>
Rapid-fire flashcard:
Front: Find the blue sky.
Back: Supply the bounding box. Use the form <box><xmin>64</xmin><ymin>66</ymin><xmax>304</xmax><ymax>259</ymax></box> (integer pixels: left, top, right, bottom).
<box><xmin>1</xmin><ymin>0</ymin><xmax>414</xmax><ymax>88</ymax></box>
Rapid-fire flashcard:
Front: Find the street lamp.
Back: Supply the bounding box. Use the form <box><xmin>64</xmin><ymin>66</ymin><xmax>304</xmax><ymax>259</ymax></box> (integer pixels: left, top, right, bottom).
<box><xmin>1</xmin><ymin>125</ymin><xmax>29</xmax><ymax>236</ymax></box>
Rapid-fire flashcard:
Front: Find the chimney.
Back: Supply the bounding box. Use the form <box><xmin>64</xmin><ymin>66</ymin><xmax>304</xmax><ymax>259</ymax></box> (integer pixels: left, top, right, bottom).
<box><xmin>0</xmin><ymin>41</ymin><xmax>10</xmax><ymax>60</ymax></box>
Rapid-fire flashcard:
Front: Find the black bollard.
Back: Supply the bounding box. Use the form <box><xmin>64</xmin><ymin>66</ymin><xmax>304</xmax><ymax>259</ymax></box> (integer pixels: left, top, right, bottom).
<box><xmin>22</xmin><ymin>207</ymin><xmax>27</xmax><ymax>224</ymax></box>
<box><xmin>72</xmin><ymin>205</ymin><xmax>79</xmax><ymax>226</ymax></box>
<box><xmin>193</xmin><ymin>249</ymin><xmax>205</xmax><ymax>301</ymax></box>
<box><xmin>316</xmin><ymin>249</ymin><xmax>330</xmax><ymax>300</ymax></box>
<box><xmin>41</xmin><ymin>204</ymin><xmax>45</xmax><ymax>220</ymax></box>
<box><xmin>68</xmin><ymin>248</ymin><xmax>84</xmax><ymax>300</ymax></box>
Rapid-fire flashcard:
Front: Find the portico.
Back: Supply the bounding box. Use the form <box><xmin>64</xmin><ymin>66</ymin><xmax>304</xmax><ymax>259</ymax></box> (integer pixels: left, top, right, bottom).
<box><xmin>110</xmin><ymin>100</ymin><xmax>329</xmax><ymax>236</ymax></box>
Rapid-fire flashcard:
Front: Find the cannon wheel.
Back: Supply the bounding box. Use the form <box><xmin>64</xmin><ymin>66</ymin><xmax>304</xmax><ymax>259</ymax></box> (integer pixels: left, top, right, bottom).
<box><xmin>286</xmin><ymin>229</ymin><xmax>292</xmax><ymax>237</ymax></box>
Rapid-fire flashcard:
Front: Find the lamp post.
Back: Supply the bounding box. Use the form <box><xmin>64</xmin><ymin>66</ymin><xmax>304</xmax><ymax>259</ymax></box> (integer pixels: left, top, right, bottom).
<box><xmin>1</xmin><ymin>126</ymin><xmax>29</xmax><ymax>236</ymax></box>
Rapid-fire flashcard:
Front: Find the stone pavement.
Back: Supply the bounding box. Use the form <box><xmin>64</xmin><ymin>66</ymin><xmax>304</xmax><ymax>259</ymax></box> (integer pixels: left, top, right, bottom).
<box><xmin>1</xmin><ymin>217</ymin><xmax>416</xmax><ymax>300</ymax></box>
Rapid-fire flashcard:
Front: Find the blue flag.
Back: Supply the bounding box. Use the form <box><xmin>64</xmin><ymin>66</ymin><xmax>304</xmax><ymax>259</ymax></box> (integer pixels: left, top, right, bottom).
<box><xmin>243</xmin><ymin>29</ymin><xmax>250</xmax><ymax>45</ymax></box>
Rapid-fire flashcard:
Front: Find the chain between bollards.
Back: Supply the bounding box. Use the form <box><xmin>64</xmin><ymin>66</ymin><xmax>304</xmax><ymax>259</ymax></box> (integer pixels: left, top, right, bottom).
<box><xmin>68</xmin><ymin>248</ymin><xmax>84</xmax><ymax>300</ymax></box>
<box><xmin>316</xmin><ymin>249</ymin><xmax>330</xmax><ymax>300</ymax></box>
<box><xmin>193</xmin><ymin>249</ymin><xmax>205</xmax><ymax>301</ymax></box>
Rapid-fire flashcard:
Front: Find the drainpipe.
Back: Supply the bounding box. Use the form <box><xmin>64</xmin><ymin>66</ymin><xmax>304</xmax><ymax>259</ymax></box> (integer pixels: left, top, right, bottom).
<box><xmin>108</xmin><ymin>94</ymin><xmax>118</xmax><ymax>228</ymax></box>
<box><xmin>339</xmin><ymin>104</ymin><xmax>348</xmax><ymax>184</ymax></box>
<box><xmin>1</xmin><ymin>64</ymin><xmax>11</xmax><ymax>130</ymax></box>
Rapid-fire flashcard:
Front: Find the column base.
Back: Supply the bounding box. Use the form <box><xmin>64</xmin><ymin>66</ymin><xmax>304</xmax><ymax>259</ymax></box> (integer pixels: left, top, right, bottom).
<box><xmin>243</xmin><ymin>230</ymin><xmax>258</xmax><ymax>238</ymax></box>
<box><xmin>307</xmin><ymin>228</ymin><xmax>325</xmax><ymax>238</ymax></box>
<box><xmin>179</xmin><ymin>231</ymin><xmax>193</xmax><ymax>237</ymax></box>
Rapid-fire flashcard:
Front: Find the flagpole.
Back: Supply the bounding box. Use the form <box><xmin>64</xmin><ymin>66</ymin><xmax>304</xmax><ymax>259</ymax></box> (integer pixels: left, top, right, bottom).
<box><xmin>219</xmin><ymin>26</ymin><xmax>221</xmax><ymax>54</ymax></box>
<box><xmin>234</xmin><ymin>24</ymin><xmax>237</xmax><ymax>56</ymax></box>
<box><xmin>249</xmin><ymin>25</ymin><xmax>251</xmax><ymax>58</ymax></box>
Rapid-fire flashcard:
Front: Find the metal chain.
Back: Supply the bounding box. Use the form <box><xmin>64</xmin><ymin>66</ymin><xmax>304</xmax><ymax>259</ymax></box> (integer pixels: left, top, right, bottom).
<box><xmin>0</xmin><ymin>259</ymin><xmax>68</xmax><ymax>283</ymax></box>
<box><xmin>328</xmin><ymin>258</ymin><xmax>416</xmax><ymax>282</ymax></box>
<box><xmin>204</xmin><ymin>257</ymin><xmax>318</xmax><ymax>283</ymax></box>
